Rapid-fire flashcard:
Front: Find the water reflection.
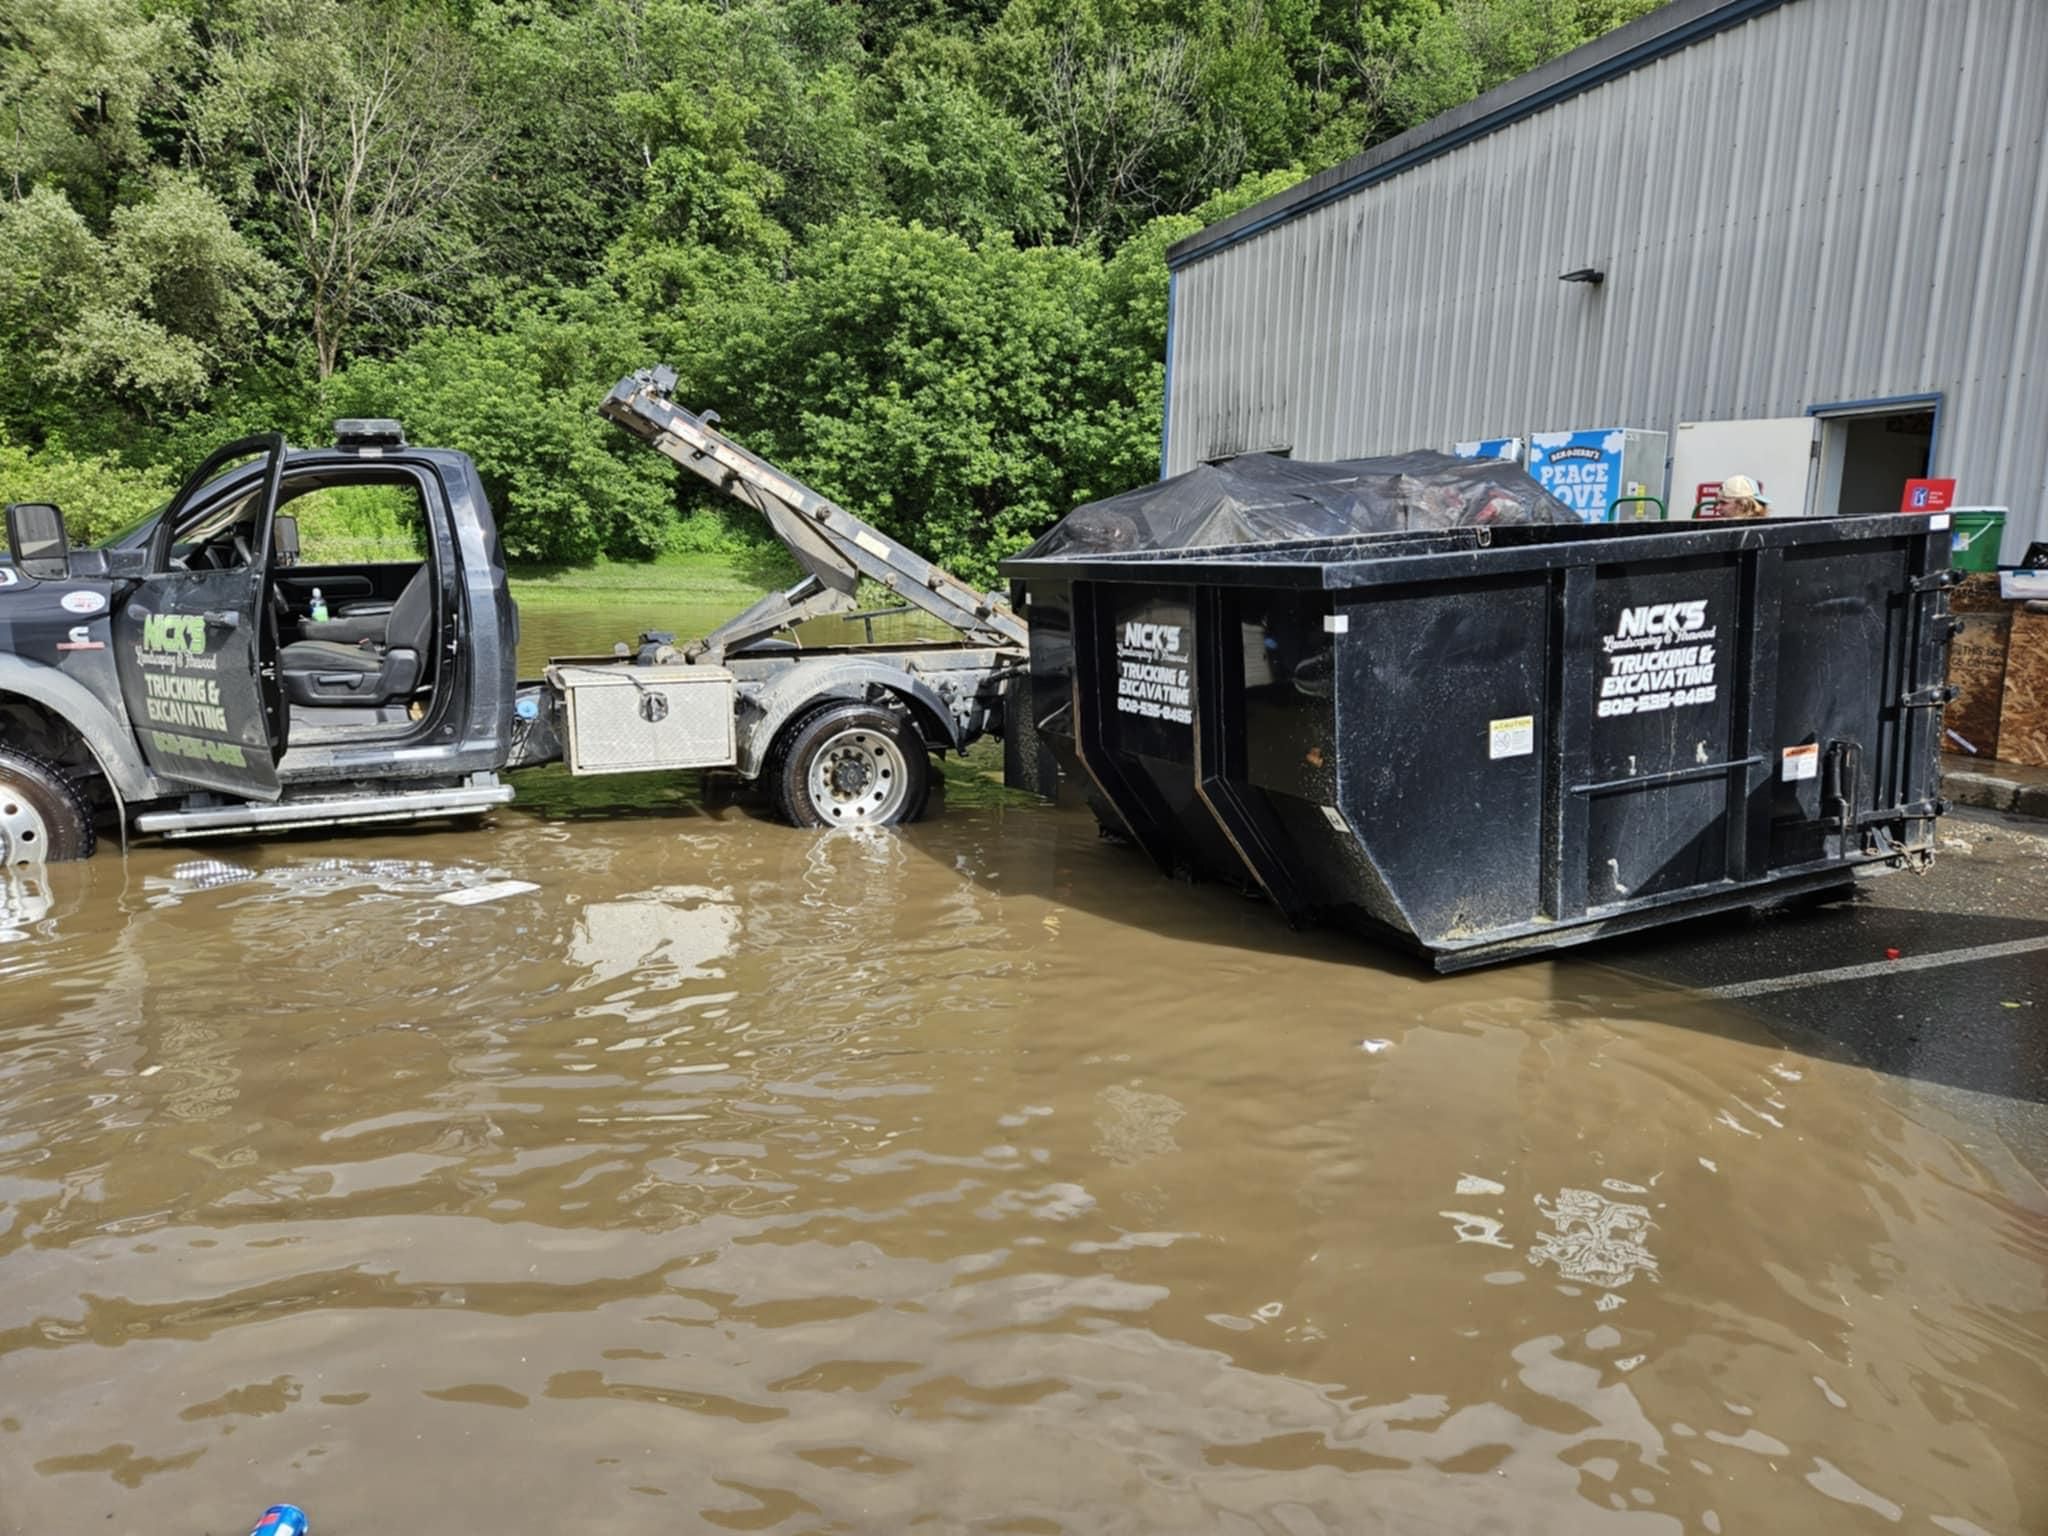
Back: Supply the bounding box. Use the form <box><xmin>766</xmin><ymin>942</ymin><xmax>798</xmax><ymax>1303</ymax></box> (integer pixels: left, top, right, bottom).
<box><xmin>0</xmin><ymin>868</ymin><xmax>52</xmax><ymax>940</ymax></box>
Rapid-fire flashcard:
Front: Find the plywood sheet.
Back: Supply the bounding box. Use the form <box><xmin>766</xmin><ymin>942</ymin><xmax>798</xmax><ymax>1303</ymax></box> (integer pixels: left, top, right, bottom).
<box><xmin>1949</xmin><ymin>572</ymin><xmax>2009</xmax><ymax>614</ymax></box>
<box><xmin>1994</xmin><ymin>608</ymin><xmax>2048</xmax><ymax>767</ymax></box>
<box><xmin>1946</xmin><ymin>611</ymin><xmax>2009</xmax><ymax>757</ymax></box>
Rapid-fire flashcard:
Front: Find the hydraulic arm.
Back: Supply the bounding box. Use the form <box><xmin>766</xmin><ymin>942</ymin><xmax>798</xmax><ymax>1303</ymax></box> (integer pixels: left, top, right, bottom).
<box><xmin>600</xmin><ymin>367</ymin><xmax>1029</xmax><ymax>662</ymax></box>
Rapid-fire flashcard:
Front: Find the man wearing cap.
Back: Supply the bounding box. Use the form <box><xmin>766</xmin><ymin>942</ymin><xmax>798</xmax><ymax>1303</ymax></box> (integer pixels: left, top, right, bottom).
<box><xmin>1714</xmin><ymin>475</ymin><xmax>1769</xmax><ymax>519</ymax></box>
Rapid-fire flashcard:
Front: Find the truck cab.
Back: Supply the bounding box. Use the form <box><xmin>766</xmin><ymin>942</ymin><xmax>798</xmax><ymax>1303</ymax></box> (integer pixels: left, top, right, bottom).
<box><xmin>0</xmin><ymin>422</ymin><xmax>521</xmax><ymax>862</ymax></box>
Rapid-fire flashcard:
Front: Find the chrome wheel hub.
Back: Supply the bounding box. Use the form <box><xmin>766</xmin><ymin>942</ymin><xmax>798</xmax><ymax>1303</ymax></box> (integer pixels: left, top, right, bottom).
<box><xmin>0</xmin><ymin>777</ymin><xmax>51</xmax><ymax>867</ymax></box>
<box><xmin>807</xmin><ymin>728</ymin><xmax>909</xmax><ymax>823</ymax></box>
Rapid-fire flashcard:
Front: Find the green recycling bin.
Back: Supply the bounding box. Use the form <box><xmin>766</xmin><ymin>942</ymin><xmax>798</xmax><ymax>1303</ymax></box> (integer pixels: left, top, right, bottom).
<box><xmin>1950</xmin><ymin>508</ymin><xmax>2005</xmax><ymax>572</ymax></box>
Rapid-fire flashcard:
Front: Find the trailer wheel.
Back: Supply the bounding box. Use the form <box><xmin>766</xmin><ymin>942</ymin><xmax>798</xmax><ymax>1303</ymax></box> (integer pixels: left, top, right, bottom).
<box><xmin>0</xmin><ymin>745</ymin><xmax>96</xmax><ymax>865</ymax></box>
<box><xmin>774</xmin><ymin>702</ymin><xmax>931</xmax><ymax>828</ymax></box>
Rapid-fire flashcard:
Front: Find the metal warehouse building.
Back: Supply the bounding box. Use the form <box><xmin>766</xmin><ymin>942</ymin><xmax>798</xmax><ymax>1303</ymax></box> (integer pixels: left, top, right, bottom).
<box><xmin>1161</xmin><ymin>0</ymin><xmax>2048</xmax><ymax>552</ymax></box>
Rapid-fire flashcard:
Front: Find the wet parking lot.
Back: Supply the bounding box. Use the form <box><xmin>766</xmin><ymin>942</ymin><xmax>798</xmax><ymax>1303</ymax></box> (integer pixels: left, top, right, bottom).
<box><xmin>0</xmin><ymin>775</ymin><xmax>2041</xmax><ymax>1534</ymax></box>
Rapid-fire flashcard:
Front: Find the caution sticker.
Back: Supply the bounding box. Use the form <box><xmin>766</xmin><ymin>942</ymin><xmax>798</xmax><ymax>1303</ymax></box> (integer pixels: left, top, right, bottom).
<box><xmin>1781</xmin><ymin>743</ymin><xmax>1819</xmax><ymax>782</ymax></box>
<box><xmin>1489</xmin><ymin>714</ymin><xmax>1535</xmax><ymax>759</ymax></box>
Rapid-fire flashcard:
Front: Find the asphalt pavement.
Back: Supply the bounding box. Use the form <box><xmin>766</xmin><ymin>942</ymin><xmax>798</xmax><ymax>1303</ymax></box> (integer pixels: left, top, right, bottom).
<box><xmin>1592</xmin><ymin>809</ymin><xmax>2048</xmax><ymax>1185</ymax></box>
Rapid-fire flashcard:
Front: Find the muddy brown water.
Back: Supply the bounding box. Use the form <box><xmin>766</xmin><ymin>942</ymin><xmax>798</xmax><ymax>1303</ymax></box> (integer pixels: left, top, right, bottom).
<box><xmin>0</xmin><ymin>604</ymin><xmax>2043</xmax><ymax>1533</ymax></box>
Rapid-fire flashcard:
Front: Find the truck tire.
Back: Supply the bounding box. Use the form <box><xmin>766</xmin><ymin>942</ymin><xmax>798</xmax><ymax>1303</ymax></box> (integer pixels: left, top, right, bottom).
<box><xmin>773</xmin><ymin>702</ymin><xmax>931</xmax><ymax>828</ymax></box>
<box><xmin>0</xmin><ymin>745</ymin><xmax>96</xmax><ymax>866</ymax></box>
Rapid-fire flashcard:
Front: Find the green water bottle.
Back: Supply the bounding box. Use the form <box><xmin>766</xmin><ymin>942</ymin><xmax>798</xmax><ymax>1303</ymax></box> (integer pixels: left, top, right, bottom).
<box><xmin>310</xmin><ymin>587</ymin><xmax>328</xmax><ymax>622</ymax></box>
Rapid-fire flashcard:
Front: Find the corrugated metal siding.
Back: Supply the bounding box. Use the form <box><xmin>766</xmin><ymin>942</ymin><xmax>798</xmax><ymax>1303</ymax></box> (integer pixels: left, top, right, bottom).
<box><xmin>1165</xmin><ymin>0</ymin><xmax>2048</xmax><ymax>547</ymax></box>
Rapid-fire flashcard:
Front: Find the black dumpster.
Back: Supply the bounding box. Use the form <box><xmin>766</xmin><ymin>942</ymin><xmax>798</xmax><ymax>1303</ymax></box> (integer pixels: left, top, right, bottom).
<box><xmin>1002</xmin><ymin>453</ymin><xmax>1958</xmax><ymax>971</ymax></box>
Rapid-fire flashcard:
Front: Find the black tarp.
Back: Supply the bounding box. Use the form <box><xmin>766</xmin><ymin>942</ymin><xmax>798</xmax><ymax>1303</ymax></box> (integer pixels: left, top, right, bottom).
<box><xmin>1018</xmin><ymin>450</ymin><xmax>1580</xmax><ymax>560</ymax></box>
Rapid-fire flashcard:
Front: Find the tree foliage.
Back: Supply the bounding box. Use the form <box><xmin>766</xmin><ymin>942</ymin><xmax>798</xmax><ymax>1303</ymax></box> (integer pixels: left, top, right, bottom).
<box><xmin>693</xmin><ymin>219</ymin><xmax>1103</xmax><ymax>581</ymax></box>
<box><xmin>0</xmin><ymin>430</ymin><xmax>173</xmax><ymax>545</ymax></box>
<box><xmin>0</xmin><ymin>0</ymin><xmax>185</xmax><ymax>219</ymax></box>
<box><xmin>325</xmin><ymin>295</ymin><xmax>676</xmax><ymax>563</ymax></box>
<box><xmin>0</xmin><ymin>174</ymin><xmax>282</xmax><ymax>420</ymax></box>
<box><xmin>197</xmin><ymin>0</ymin><xmax>491</xmax><ymax>377</ymax></box>
<box><xmin>0</xmin><ymin>0</ymin><xmax>1660</xmax><ymax>567</ymax></box>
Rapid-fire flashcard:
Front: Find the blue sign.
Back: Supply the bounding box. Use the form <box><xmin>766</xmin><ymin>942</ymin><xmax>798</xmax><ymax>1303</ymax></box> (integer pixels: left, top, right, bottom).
<box><xmin>1453</xmin><ymin>437</ymin><xmax>1522</xmax><ymax>463</ymax></box>
<box><xmin>1527</xmin><ymin>430</ymin><xmax>1628</xmax><ymax>522</ymax></box>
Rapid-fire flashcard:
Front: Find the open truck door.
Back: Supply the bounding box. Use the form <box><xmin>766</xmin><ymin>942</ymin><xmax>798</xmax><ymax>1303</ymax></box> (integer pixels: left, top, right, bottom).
<box><xmin>114</xmin><ymin>435</ymin><xmax>290</xmax><ymax>800</ymax></box>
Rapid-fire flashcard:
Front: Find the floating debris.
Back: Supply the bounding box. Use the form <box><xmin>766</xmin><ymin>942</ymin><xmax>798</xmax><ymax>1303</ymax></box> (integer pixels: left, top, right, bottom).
<box><xmin>1527</xmin><ymin>1186</ymin><xmax>1659</xmax><ymax>1289</ymax></box>
<box><xmin>438</xmin><ymin>880</ymin><xmax>540</xmax><ymax>907</ymax></box>
<box><xmin>1440</xmin><ymin>1210</ymin><xmax>1512</xmax><ymax>1249</ymax></box>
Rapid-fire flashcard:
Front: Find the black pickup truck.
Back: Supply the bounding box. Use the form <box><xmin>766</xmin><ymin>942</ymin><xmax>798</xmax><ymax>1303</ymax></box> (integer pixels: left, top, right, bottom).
<box><xmin>0</xmin><ymin>373</ymin><xmax>1027</xmax><ymax>865</ymax></box>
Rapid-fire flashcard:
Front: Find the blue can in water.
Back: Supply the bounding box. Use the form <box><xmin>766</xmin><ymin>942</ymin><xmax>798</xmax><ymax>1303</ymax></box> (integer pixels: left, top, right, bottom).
<box><xmin>250</xmin><ymin>1507</ymin><xmax>310</xmax><ymax>1536</ymax></box>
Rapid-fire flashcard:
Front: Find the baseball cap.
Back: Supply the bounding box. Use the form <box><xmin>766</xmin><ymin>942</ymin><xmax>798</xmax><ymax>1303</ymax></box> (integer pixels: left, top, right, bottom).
<box><xmin>1718</xmin><ymin>474</ymin><xmax>1769</xmax><ymax>503</ymax></box>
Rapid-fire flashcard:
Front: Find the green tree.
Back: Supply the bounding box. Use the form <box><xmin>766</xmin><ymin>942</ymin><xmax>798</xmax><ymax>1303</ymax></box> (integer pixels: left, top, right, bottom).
<box><xmin>0</xmin><ymin>0</ymin><xmax>185</xmax><ymax>220</ymax></box>
<box><xmin>325</xmin><ymin>290</ymin><xmax>675</xmax><ymax>563</ymax></box>
<box><xmin>0</xmin><ymin>430</ymin><xmax>175</xmax><ymax>545</ymax></box>
<box><xmin>464</xmin><ymin>1</ymin><xmax>644</xmax><ymax>294</ymax></box>
<box><xmin>198</xmin><ymin>0</ymin><xmax>490</xmax><ymax>377</ymax></box>
<box><xmin>0</xmin><ymin>174</ymin><xmax>283</xmax><ymax>422</ymax></box>
<box><xmin>872</xmin><ymin>68</ymin><xmax>1058</xmax><ymax>242</ymax></box>
<box><xmin>47</xmin><ymin>172</ymin><xmax>286</xmax><ymax>410</ymax></box>
<box><xmin>691</xmin><ymin>218</ymin><xmax>1104</xmax><ymax>583</ymax></box>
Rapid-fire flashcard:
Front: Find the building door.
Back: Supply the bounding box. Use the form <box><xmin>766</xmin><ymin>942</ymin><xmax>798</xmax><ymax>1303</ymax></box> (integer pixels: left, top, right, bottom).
<box><xmin>1812</xmin><ymin>400</ymin><xmax>1937</xmax><ymax>517</ymax></box>
<box><xmin>1671</xmin><ymin>418</ymin><xmax>1818</xmax><ymax>518</ymax></box>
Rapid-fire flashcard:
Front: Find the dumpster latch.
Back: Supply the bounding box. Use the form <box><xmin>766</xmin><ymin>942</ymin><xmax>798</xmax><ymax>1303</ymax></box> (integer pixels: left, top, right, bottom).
<box><xmin>1863</xmin><ymin>797</ymin><xmax>1943</xmax><ymax>823</ymax></box>
<box><xmin>1900</xmin><ymin>683</ymin><xmax>1959</xmax><ymax>708</ymax></box>
<box><xmin>1821</xmin><ymin>739</ymin><xmax>1861</xmax><ymax>835</ymax></box>
<box><xmin>1909</xmin><ymin>568</ymin><xmax>1964</xmax><ymax>593</ymax></box>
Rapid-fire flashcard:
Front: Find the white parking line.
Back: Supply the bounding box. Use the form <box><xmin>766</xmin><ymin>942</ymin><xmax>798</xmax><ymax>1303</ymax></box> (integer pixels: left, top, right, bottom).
<box><xmin>1700</xmin><ymin>934</ymin><xmax>2048</xmax><ymax>1000</ymax></box>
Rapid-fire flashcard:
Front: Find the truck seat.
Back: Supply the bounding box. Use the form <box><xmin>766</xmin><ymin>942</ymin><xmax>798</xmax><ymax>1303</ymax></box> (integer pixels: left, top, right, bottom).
<box><xmin>296</xmin><ymin>564</ymin><xmax>428</xmax><ymax>647</ymax></box>
<box><xmin>279</xmin><ymin>564</ymin><xmax>433</xmax><ymax>707</ymax></box>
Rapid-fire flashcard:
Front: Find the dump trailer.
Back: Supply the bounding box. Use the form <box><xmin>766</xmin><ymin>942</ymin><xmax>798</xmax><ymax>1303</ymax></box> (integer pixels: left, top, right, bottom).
<box><xmin>0</xmin><ymin>368</ymin><xmax>1029</xmax><ymax>861</ymax></box>
<box><xmin>1004</xmin><ymin>454</ymin><xmax>1958</xmax><ymax>971</ymax></box>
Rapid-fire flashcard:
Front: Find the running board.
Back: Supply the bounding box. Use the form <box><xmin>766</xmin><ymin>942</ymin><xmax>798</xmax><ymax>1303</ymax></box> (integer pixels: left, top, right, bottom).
<box><xmin>135</xmin><ymin>783</ymin><xmax>516</xmax><ymax>839</ymax></box>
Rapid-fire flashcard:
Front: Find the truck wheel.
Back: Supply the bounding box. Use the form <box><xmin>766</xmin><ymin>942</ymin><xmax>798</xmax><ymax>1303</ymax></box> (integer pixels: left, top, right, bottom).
<box><xmin>774</xmin><ymin>702</ymin><xmax>931</xmax><ymax>828</ymax></box>
<box><xmin>0</xmin><ymin>746</ymin><xmax>96</xmax><ymax>865</ymax></box>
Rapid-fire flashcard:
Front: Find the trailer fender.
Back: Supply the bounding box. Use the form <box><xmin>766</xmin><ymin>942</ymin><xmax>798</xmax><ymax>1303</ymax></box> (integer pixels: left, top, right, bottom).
<box><xmin>737</xmin><ymin>662</ymin><xmax>964</xmax><ymax>779</ymax></box>
<box><xmin>0</xmin><ymin>656</ymin><xmax>162</xmax><ymax>801</ymax></box>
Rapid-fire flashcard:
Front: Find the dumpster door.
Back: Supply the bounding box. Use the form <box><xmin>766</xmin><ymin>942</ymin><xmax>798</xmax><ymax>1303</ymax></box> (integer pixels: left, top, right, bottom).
<box><xmin>1672</xmin><ymin>418</ymin><xmax>1817</xmax><ymax>519</ymax></box>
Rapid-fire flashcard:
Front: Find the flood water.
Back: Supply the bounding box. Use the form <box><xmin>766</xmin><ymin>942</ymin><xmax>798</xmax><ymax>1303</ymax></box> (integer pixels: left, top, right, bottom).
<box><xmin>1</xmin><ymin>603</ymin><xmax>2044</xmax><ymax>1533</ymax></box>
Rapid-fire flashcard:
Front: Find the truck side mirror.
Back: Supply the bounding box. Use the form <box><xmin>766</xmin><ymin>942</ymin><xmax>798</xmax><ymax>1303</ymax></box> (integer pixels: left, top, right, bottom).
<box><xmin>5</xmin><ymin>503</ymin><xmax>69</xmax><ymax>582</ymax></box>
<box><xmin>273</xmin><ymin>513</ymin><xmax>301</xmax><ymax>566</ymax></box>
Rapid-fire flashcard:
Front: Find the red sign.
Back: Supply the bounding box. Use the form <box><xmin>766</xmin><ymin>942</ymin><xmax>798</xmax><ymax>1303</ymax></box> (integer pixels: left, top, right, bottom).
<box><xmin>1694</xmin><ymin>481</ymin><xmax>1725</xmax><ymax>518</ymax></box>
<box><xmin>1901</xmin><ymin>478</ymin><xmax>1956</xmax><ymax>513</ymax></box>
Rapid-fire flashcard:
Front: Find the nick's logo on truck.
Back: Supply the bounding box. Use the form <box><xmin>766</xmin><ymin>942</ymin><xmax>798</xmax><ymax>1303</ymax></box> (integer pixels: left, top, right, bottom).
<box><xmin>1614</xmin><ymin>601</ymin><xmax>1709</xmax><ymax>643</ymax></box>
<box><xmin>141</xmin><ymin>613</ymin><xmax>208</xmax><ymax>655</ymax></box>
